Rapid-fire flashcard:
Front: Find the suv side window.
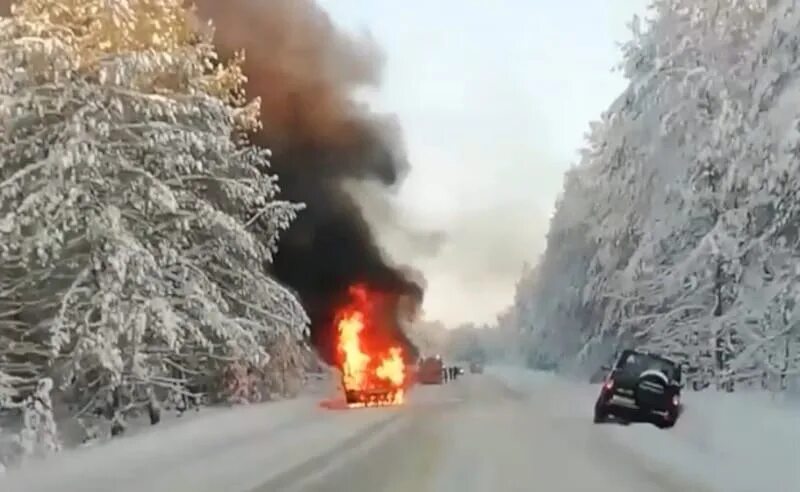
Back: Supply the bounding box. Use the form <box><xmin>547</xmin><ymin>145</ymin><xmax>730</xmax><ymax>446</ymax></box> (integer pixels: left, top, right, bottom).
<box><xmin>615</xmin><ymin>350</ymin><xmax>633</xmax><ymax>369</ymax></box>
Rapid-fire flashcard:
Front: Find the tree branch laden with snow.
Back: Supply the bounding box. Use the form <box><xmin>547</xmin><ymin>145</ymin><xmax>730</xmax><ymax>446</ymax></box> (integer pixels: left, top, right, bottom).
<box><xmin>0</xmin><ymin>0</ymin><xmax>309</xmax><ymax>459</ymax></box>
<box><xmin>503</xmin><ymin>0</ymin><xmax>800</xmax><ymax>390</ymax></box>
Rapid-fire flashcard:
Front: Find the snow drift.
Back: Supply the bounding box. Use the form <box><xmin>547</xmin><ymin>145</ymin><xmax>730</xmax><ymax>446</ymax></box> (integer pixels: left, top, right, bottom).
<box><xmin>489</xmin><ymin>366</ymin><xmax>800</xmax><ymax>492</ymax></box>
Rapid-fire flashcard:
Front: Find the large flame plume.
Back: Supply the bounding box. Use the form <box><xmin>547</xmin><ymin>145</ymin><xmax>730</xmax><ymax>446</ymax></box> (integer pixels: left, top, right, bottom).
<box><xmin>336</xmin><ymin>285</ymin><xmax>406</xmax><ymax>407</ymax></box>
<box><xmin>190</xmin><ymin>0</ymin><xmax>429</xmax><ymax>367</ymax></box>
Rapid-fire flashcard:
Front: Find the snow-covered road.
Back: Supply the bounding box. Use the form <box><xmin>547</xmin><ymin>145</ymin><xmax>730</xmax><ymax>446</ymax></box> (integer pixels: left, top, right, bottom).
<box><xmin>0</xmin><ymin>371</ymin><xmax>732</xmax><ymax>492</ymax></box>
<box><xmin>286</xmin><ymin>373</ymin><xmax>709</xmax><ymax>492</ymax></box>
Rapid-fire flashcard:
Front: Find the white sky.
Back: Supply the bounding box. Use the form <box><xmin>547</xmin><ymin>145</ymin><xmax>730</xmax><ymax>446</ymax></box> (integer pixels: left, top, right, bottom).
<box><xmin>318</xmin><ymin>0</ymin><xmax>650</xmax><ymax>327</ymax></box>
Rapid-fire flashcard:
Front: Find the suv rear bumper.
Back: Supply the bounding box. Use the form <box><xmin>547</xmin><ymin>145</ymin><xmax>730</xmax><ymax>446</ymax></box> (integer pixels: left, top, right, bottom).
<box><xmin>598</xmin><ymin>393</ymin><xmax>679</xmax><ymax>419</ymax></box>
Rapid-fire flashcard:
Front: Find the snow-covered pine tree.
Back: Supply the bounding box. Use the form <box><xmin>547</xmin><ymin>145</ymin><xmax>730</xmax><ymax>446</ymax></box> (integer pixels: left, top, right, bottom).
<box><xmin>720</xmin><ymin>0</ymin><xmax>800</xmax><ymax>389</ymax></box>
<box><xmin>503</xmin><ymin>1</ymin><xmax>800</xmax><ymax>389</ymax></box>
<box><xmin>569</xmin><ymin>1</ymin><xmax>766</xmax><ymax>387</ymax></box>
<box><xmin>607</xmin><ymin>0</ymin><xmax>751</xmax><ymax>386</ymax></box>
<box><xmin>14</xmin><ymin>378</ymin><xmax>60</xmax><ymax>458</ymax></box>
<box><xmin>0</xmin><ymin>0</ymin><xmax>308</xmax><ymax>438</ymax></box>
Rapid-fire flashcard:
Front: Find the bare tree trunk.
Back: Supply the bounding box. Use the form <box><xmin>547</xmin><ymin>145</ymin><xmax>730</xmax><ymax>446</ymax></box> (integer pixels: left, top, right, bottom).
<box><xmin>781</xmin><ymin>337</ymin><xmax>790</xmax><ymax>390</ymax></box>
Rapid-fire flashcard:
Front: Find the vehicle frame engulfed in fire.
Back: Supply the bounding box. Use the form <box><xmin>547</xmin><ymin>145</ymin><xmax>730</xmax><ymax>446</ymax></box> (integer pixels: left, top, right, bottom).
<box><xmin>335</xmin><ymin>284</ymin><xmax>409</xmax><ymax>408</ymax></box>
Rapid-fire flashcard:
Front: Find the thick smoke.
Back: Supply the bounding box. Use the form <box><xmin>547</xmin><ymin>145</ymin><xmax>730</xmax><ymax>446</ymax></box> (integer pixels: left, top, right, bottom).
<box><xmin>193</xmin><ymin>0</ymin><xmax>425</xmax><ymax>364</ymax></box>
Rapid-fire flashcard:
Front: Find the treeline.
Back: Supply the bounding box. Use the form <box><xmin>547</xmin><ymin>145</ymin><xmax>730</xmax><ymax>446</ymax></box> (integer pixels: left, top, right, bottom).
<box><xmin>507</xmin><ymin>0</ymin><xmax>800</xmax><ymax>392</ymax></box>
<box><xmin>0</xmin><ymin>0</ymin><xmax>311</xmax><ymax>464</ymax></box>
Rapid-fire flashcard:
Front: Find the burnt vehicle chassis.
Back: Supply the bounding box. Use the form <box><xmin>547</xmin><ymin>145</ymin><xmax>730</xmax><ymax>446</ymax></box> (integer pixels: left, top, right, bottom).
<box><xmin>593</xmin><ymin>349</ymin><xmax>683</xmax><ymax>429</ymax></box>
<box><xmin>342</xmin><ymin>375</ymin><xmax>403</xmax><ymax>406</ymax></box>
<box><xmin>344</xmin><ymin>387</ymin><xmax>401</xmax><ymax>405</ymax></box>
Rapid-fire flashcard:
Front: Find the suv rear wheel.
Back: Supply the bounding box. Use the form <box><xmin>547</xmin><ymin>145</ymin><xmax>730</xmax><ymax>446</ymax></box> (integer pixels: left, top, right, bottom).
<box><xmin>593</xmin><ymin>402</ymin><xmax>608</xmax><ymax>423</ymax></box>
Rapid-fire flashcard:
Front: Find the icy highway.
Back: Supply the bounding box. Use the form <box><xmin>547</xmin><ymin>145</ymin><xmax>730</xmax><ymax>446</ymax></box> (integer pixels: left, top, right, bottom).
<box><xmin>3</xmin><ymin>371</ymin><xmax>710</xmax><ymax>492</ymax></box>
<box><xmin>267</xmin><ymin>374</ymin><xmax>708</xmax><ymax>492</ymax></box>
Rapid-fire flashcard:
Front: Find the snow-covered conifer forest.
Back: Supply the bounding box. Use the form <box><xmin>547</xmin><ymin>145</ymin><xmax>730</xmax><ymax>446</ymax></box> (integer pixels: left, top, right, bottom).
<box><xmin>0</xmin><ymin>0</ymin><xmax>310</xmax><ymax>465</ymax></box>
<box><xmin>505</xmin><ymin>0</ymin><xmax>800</xmax><ymax>392</ymax></box>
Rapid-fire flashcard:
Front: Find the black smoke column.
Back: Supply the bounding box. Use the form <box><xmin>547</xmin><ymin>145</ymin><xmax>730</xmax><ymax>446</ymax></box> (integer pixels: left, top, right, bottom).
<box><xmin>194</xmin><ymin>0</ymin><xmax>423</xmax><ymax>364</ymax></box>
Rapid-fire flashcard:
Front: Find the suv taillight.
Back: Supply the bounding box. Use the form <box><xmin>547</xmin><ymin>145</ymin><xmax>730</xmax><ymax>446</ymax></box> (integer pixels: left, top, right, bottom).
<box><xmin>603</xmin><ymin>379</ymin><xmax>614</xmax><ymax>391</ymax></box>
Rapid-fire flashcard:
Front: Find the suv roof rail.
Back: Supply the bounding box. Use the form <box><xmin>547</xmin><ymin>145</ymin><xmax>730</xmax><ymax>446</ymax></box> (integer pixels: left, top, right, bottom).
<box><xmin>622</xmin><ymin>348</ymin><xmax>677</xmax><ymax>365</ymax></box>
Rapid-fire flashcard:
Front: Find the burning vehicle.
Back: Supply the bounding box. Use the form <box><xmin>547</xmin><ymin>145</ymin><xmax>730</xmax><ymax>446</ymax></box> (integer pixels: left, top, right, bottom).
<box><xmin>335</xmin><ymin>285</ymin><xmax>410</xmax><ymax>407</ymax></box>
<box><xmin>192</xmin><ymin>0</ymin><xmax>429</xmax><ymax>409</ymax></box>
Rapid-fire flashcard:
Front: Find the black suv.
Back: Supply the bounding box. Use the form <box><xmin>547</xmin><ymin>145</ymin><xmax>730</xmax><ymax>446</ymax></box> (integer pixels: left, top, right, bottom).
<box><xmin>593</xmin><ymin>349</ymin><xmax>683</xmax><ymax>428</ymax></box>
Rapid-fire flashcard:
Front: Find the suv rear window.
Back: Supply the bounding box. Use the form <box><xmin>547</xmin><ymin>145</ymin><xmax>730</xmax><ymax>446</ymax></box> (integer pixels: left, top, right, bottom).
<box><xmin>616</xmin><ymin>351</ymin><xmax>678</xmax><ymax>380</ymax></box>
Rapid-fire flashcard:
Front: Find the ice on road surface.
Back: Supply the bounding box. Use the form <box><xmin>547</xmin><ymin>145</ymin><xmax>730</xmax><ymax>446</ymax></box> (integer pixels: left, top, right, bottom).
<box><xmin>296</xmin><ymin>373</ymin><xmax>707</xmax><ymax>492</ymax></box>
<box><xmin>2</xmin><ymin>368</ymin><xmax>716</xmax><ymax>492</ymax></box>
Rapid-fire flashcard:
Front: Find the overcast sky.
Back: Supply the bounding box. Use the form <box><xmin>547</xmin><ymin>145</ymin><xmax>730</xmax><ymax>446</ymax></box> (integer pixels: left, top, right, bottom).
<box><xmin>318</xmin><ymin>0</ymin><xmax>650</xmax><ymax>327</ymax></box>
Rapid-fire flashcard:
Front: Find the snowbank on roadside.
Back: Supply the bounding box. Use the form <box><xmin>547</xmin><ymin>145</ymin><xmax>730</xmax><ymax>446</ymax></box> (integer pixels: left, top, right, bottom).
<box><xmin>488</xmin><ymin>365</ymin><xmax>800</xmax><ymax>492</ymax></box>
<box><xmin>0</xmin><ymin>372</ymin><xmax>404</xmax><ymax>492</ymax></box>
<box><xmin>0</xmin><ymin>370</ymin><xmax>338</xmax><ymax>465</ymax></box>
<box><xmin>608</xmin><ymin>389</ymin><xmax>800</xmax><ymax>492</ymax></box>
<box><xmin>0</xmin><ymin>396</ymin><xmax>314</xmax><ymax>491</ymax></box>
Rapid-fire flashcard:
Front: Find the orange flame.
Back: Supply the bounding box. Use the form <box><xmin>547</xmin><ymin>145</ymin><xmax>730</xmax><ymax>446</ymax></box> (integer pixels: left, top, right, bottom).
<box><xmin>376</xmin><ymin>347</ymin><xmax>405</xmax><ymax>386</ymax></box>
<box><xmin>338</xmin><ymin>310</ymin><xmax>371</xmax><ymax>390</ymax></box>
<box><xmin>336</xmin><ymin>285</ymin><xmax>406</xmax><ymax>408</ymax></box>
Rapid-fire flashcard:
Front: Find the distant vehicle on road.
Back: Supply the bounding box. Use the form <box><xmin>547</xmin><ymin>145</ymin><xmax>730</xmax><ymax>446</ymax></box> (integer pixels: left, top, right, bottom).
<box><xmin>469</xmin><ymin>361</ymin><xmax>484</xmax><ymax>374</ymax></box>
<box><xmin>593</xmin><ymin>349</ymin><xmax>683</xmax><ymax>428</ymax></box>
<box><xmin>418</xmin><ymin>356</ymin><xmax>444</xmax><ymax>384</ymax></box>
